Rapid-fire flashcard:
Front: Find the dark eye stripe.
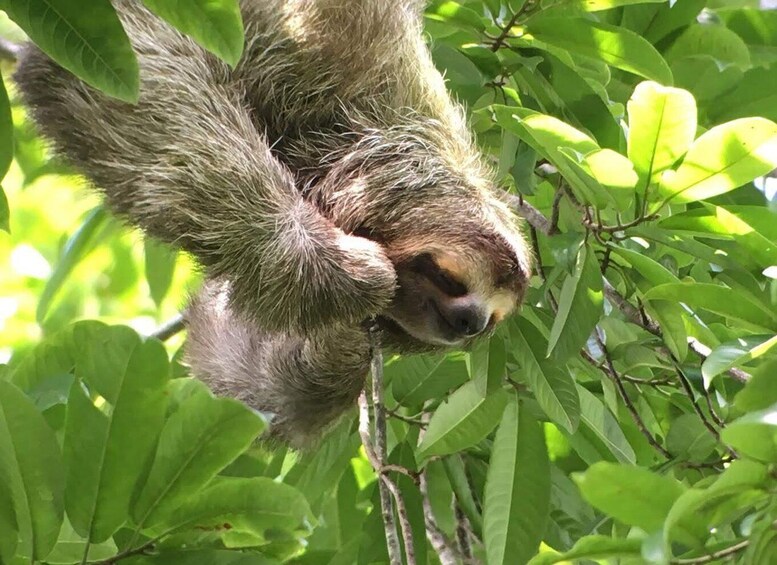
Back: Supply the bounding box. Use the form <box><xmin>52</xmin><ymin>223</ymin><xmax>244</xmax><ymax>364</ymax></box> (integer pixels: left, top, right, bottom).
<box><xmin>412</xmin><ymin>254</ymin><xmax>468</xmax><ymax>297</ymax></box>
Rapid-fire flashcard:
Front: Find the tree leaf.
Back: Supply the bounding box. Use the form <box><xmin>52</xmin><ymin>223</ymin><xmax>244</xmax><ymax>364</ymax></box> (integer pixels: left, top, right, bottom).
<box><xmin>165</xmin><ymin>477</ymin><xmax>312</xmax><ymax>537</ymax></box>
<box><xmin>0</xmin><ymin>73</ymin><xmax>12</xmax><ymax>182</ymax></box>
<box><xmin>0</xmin><ymin>185</ymin><xmax>8</xmax><ymax>233</ymax></box>
<box><xmin>64</xmin><ymin>338</ymin><xmax>170</xmax><ymax>544</ymax></box>
<box><xmin>702</xmin><ymin>334</ymin><xmax>777</xmax><ymax>387</ymax></box>
<box><xmin>144</xmin><ymin>237</ymin><xmax>178</xmax><ymax>308</ymax></box>
<box><xmin>469</xmin><ymin>334</ymin><xmax>506</xmax><ymax>396</ymax></box>
<box><xmin>484</xmin><ymin>399</ymin><xmax>550</xmax><ymax>565</ymax></box>
<box><xmin>659</xmin><ymin>205</ymin><xmax>777</xmax><ymax>268</ymax></box>
<box><xmin>0</xmin><ymin>477</ymin><xmax>17</xmax><ymax>564</ymax></box>
<box><xmin>509</xmin><ymin>318</ymin><xmax>580</xmax><ymax>433</ymax></box>
<box><xmin>573</xmin><ymin>462</ymin><xmax>684</xmax><ymax>532</ymax></box>
<box><xmin>627</xmin><ymin>81</ymin><xmax>697</xmax><ymax>192</ymax></box>
<box><xmin>721</xmin><ymin>404</ymin><xmax>777</xmax><ymax>462</ymax></box>
<box><xmin>0</xmin><ymin>380</ymin><xmax>64</xmax><ymax>561</ymax></box>
<box><xmin>0</xmin><ymin>0</ymin><xmax>139</xmax><ymax>101</ymax></box>
<box><xmin>547</xmin><ymin>244</ymin><xmax>604</xmax><ymax>362</ymax></box>
<box><xmin>665</xmin><ymin>23</ymin><xmax>751</xmax><ymax>71</ymax></box>
<box><xmin>657</xmin><ymin>118</ymin><xmax>777</xmax><ymax>204</ymax></box>
<box><xmin>528</xmin><ymin>535</ymin><xmax>641</xmax><ymax>565</ymax></box>
<box><xmin>132</xmin><ymin>380</ymin><xmax>266</xmax><ymax>529</ymax></box>
<box><xmin>644</xmin><ymin>282</ymin><xmax>777</xmax><ymax>331</ymax></box>
<box><xmin>665</xmin><ymin>413</ymin><xmax>717</xmax><ymax>462</ymax></box>
<box><xmin>141</xmin><ymin>0</ymin><xmax>243</xmax><ymax>67</ymax></box>
<box><xmin>735</xmin><ymin>359</ymin><xmax>777</xmax><ymax>413</ymax></box>
<box><xmin>389</xmin><ymin>353</ymin><xmax>469</xmax><ymax>407</ymax></box>
<box><xmin>418</xmin><ymin>381</ymin><xmax>508</xmax><ymax>459</ymax></box>
<box><xmin>527</xmin><ymin>18</ymin><xmax>672</xmax><ymax>84</ymax></box>
<box><xmin>576</xmin><ymin>386</ymin><xmax>636</xmax><ymax>464</ymax></box>
<box><xmin>36</xmin><ymin>206</ymin><xmax>111</xmax><ymax>323</ymax></box>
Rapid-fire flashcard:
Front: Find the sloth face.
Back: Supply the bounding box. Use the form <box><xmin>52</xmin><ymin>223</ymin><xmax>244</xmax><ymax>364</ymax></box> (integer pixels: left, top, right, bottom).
<box><xmin>379</xmin><ymin>231</ymin><xmax>529</xmax><ymax>349</ymax></box>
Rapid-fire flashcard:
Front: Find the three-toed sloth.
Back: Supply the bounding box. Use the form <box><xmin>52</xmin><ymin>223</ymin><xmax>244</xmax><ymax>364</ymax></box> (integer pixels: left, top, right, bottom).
<box><xmin>16</xmin><ymin>0</ymin><xmax>531</xmax><ymax>447</ymax></box>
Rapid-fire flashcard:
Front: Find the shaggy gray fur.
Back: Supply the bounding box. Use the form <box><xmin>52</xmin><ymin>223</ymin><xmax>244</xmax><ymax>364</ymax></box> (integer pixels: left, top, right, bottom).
<box><xmin>15</xmin><ymin>0</ymin><xmax>531</xmax><ymax>446</ymax></box>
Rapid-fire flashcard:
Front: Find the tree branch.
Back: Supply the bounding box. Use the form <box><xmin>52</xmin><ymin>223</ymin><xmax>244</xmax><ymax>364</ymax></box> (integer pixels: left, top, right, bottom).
<box><xmin>149</xmin><ymin>312</ymin><xmax>186</xmax><ymax>341</ymax></box>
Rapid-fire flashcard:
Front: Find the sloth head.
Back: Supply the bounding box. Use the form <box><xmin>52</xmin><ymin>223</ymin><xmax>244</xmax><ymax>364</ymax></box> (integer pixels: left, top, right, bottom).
<box><xmin>299</xmin><ymin>112</ymin><xmax>532</xmax><ymax>351</ymax></box>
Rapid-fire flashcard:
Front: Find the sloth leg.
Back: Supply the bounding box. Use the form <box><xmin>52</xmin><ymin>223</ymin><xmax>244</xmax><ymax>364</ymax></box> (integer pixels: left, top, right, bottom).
<box><xmin>185</xmin><ymin>279</ymin><xmax>370</xmax><ymax>448</ymax></box>
<box><xmin>13</xmin><ymin>3</ymin><xmax>396</xmax><ymax>332</ymax></box>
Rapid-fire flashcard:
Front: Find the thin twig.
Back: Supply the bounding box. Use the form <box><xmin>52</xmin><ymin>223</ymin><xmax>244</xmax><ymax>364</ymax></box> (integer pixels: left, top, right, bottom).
<box><xmin>149</xmin><ymin>312</ymin><xmax>186</xmax><ymax>341</ymax></box>
<box><xmin>490</xmin><ymin>0</ymin><xmax>536</xmax><ymax>51</ymax></box>
<box><xmin>90</xmin><ymin>537</ymin><xmax>158</xmax><ymax>565</ymax></box>
<box><xmin>505</xmin><ymin>192</ymin><xmax>552</xmax><ymax>235</ymax></box>
<box><xmin>688</xmin><ymin>338</ymin><xmax>750</xmax><ymax>383</ymax></box>
<box><xmin>669</xmin><ymin>539</ymin><xmax>750</xmax><ymax>564</ymax></box>
<box><xmin>455</xmin><ymin>505</ymin><xmax>473</xmax><ymax>561</ymax></box>
<box><xmin>419</xmin><ymin>471</ymin><xmax>460</xmax><ymax>565</ymax></box>
<box><xmin>583</xmin><ymin>213</ymin><xmax>659</xmax><ymax>234</ymax></box>
<box><xmin>673</xmin><ymin>364</ymin><xmax>721</xmax><ymax>441</ymax></box>
<box><xmin>382</xmin><ymin>476</ymin><xmax>418</xmax><ymax>565</ymax></box>
<box><xmin>591</xmin><ymin>336</ymin><xmax>672</xmax><ymax>459</ymax></box>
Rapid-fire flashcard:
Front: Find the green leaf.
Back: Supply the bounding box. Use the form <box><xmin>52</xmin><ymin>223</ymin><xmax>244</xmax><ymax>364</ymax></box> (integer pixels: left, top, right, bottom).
<box><xmin>702</xmin><ymin>335</ymin><xmax>777</xmax><ymax>387</ymax></box>
<box><xmin>509</xmin><ymin>318</ymin><xmax>580</xmax><ymax>433</ymax></box>
<box><xmin>528</xmin><ymin>535</ymin><xmax>641</xmax><ymax>565</ymax></box>
<box><xmin>389</xmin><ymin>353</ymin><xmax>469</xmax><ymax>407</ymax></box>
<box><xmin>657</xmin><ymin>118</ymin><xmax>777</xmax><ymax>205</ymax></box>
<box><xmin>37</xmin><ymin>206</ymin><xmax>111</xmax><ymax>323</ymax></box>
<box><xmin>665</xmin><ymin>23</ymin><xmax>751</xmax><ymax>71</ymax></box>
<box><xmin>418</xmin><ymin>381</ymin><xmax>508</xmax><ymax>459</ymax></box>
<box><xmin>611</xmin><ymin>247</ymin><xmax>680</xmax><ymax>286</ymax></box>
<box><xmin>665</xmin><ymin>413</ymin><xmax>717</xmax><ymax>462</ymax></box>
<box><xmin>573</xmin><ymin>462</ymin><xmax>684</xmax><ymax>532</ymax></box>
<box><xmin>64</xmin><ymin>339</ymin><xmax>170</xmax><ymax>543</ymax></box>
<box><xmin>44</xmin><ymin>517</ymin><xmax>117</xmax><ymax>564</ymax></box>
<box><xmin>144</xmin><ymin>237</ymin><xmax>178</xmax><ymax>308</ymax></box>
<box><xmin>576</xmin><ymin>386</ymin><xmax>636</xmax><ymax>464</ymax></box>
<box><xmin>560</xmin><ymin>0</ymin><xmax>665</xmax><ymax>10</ymax></box>
<box><xmin>735</xmin><ymin>359</ymin><xmax>777</xmax><ymax>412</ymax></box>
<box><xmin>142</xmin><ymin>0</ymin><xmax>244</xmax><ymax>67</ymax></box>
<box><xmin>0</xmin><ymin>74</ymin><xmax>12</xmax><ymax>182</ymax></box>
<box><xmin>132</xmin><ymin>380</ymin><xmax>266</xmax><ymax>529</ymax></box>
<box><xmin>0</xmin><ymin>0</ymin><xmax>139</xmax><ymax>101</ymax></box>
<box><xmin>659</xmin><ymin>205</ymin><xmax>777</xmax><ymax>268</ymax></box>
<box><xmin>627</xmin><ymin>81</ymin><xmax>697</xmax><ymax>192</ymax></box>
<box><xmin>469</xmin><ymin>334</ymin><xmax>506</xmax><ymax>396</ymax></box>
<box><xmin>426</xmin><ymin>0</ymin><xmax>485</xmax><ymax>31</ymax></box>
<box><xmin>0</xmin><ymin>185</ymin><xmax>8</xmax><ymax>233</ymax></box>
<box><xmin>547</xmin><ymin>244</ymin><xmax>603</xmax><ymax>362</ymax></box>
<box><xmin>0</xmin><ymin>380</ymin><xmax>64</xmax><ymax>560</ymax></box>
<box><xmin>721</xmin><ymin>404</ymin><xmax>777</xmax><ymax>462</ymax></box>
<box><xmin>527</xmin><ymin>18</ymin><xmax>672</xmax><ymax>84</ymax></box>
<box><xmin>484</xmin><ymin>399</ymin><xmax>550</xmax><ymax>565</ymax></box>
<box><xmin>165</xmin><ymin>477</ymin><xmax>312</xmax><ymax>537</ymax></box>
<box><xmin>712</xmin><ymin>66</ymin><xmax>777</xmax><ymax>123</ymax></box>
<box><xmin>644</xmin><ymin>282</ymin><xmax>777</xmax><ymax>331</ymax></box>
<box><xmin>0</xmin><ymin>456</ymin><xmax>17</xmax><ymax>564</ymax></box>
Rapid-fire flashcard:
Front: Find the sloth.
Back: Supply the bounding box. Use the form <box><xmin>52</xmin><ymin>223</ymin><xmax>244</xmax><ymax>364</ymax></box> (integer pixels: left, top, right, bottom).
<box><xmin>15</xmin><ymin>0</ymin><xmax>531</xmax><ymax>447</ymax></box>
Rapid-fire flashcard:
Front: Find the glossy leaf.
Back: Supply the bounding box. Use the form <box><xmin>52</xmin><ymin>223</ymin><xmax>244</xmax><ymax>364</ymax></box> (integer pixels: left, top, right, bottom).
<box><xmin>721</xmin><ymin>404</ymin><xmax>777</xmax><ymax>462</ymax></box>
<box><xmin>735</xmin><ymin>359</ymin><xmax>777</xmax><ymax>413</ymax></box>
<box><xmin>528</xmin><ymin>536</ymin><xmax>641</xmax><ymax>565</ymax></box>
<box><xmin>483</xmin><ymin>399</ymin><xmax>550</xmax><ymax>565</ymax></box>
<box><xmin>657</xmin><ymin>118</ymin><xmax>777</xmax><ymax>204</ymax></box>
<box><xmin>576</xmin><ymin>386</ymin><xmax>636</xmax><ymax>464</ymax></box>
<box><xmin>469</xmin><ymin>334</ymin><xmax>506</xmax><ymax>396</ymax></box>
<box><xmin>702</xmin><ymin>335</ymin><xmax>777</xmax><ymax>387</ymax></box>
<box><xmin>645</xmin><ymin>282</ymin><xmax>777</xmax><ymax>331</ymax></box>
<box><xmin>0</xmin><ymin>0</ymin><xmax>139</xmax><ymax>101</ymax></box>
<box><xmin>527</xmin><ymin>18</ymin><xmax>672</xmax><ymax>84</ymax></box>
<box><xmin>389</xmin><ymin>353</ymin><xmax>469</xmax><ymax>407</ymax></box>
<box><xmin>418</xmin><ymin>381</ymin><xmax>508</xmax><ymax>459</ymax></box>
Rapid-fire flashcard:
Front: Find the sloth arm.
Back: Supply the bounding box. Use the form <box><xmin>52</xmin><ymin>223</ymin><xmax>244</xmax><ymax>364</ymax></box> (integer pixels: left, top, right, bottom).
<box><xmin>186</xmin><ymin>280</ymin><xmax>370</xmax><ymax>448</ymax></box>
<box><xmin>14</xmin><ymin>3</ymin><xmax>395</xmax><ymax>332</ymax></box>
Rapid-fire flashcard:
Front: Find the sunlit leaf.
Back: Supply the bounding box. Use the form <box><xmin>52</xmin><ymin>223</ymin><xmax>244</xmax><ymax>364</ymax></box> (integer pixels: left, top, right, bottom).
<box><xmin>702</xmin><ymin>334</ymin><xmax>777</xmax><ymax>387</ymax></box>
<box><xmin>721</xmin><ymin>404</ymin><xmax>777</xmax><ymax>462</ymax></box>
<box><xmin>527</xmin><ymin>18</ymin><xmax>672</xmax><ymax>84</ymax></box>
<box><xmin>528</xmin><ymin>535</ymin><xmax>641</xmax><ymax>565</ymax></box>
<box><xmin>627</xmin><ymin>81</ymin><xmax>697</xmax><ymax>192</ymax></box>
<box><xmin>657</xmin><ymin>118</ymin><xmax>777</xmax><ymax>204</ymax></box>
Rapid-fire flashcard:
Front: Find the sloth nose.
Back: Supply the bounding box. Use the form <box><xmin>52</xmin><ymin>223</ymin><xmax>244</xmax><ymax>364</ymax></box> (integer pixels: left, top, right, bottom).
<box><xmin>445</xmin><ymin>302</ymin><xmax>489</xmax><ymax>336</ymax></box>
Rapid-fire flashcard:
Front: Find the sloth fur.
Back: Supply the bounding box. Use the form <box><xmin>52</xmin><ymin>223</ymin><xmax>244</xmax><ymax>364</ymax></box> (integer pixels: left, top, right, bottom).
<box><xmin>16</xmin><ymin>0</ymin><xmax>531</xmax><ymax>447</ymax></box>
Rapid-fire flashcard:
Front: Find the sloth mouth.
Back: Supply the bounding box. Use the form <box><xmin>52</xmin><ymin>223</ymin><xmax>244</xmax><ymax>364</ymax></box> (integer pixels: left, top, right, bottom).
<box><xmin>378</xmin><ymin>309</ymin><xmax>464</xmax><ymax>348</ymax></box>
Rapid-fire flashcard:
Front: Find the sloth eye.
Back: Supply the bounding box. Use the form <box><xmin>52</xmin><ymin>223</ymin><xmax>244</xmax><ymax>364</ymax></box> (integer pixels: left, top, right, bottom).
<box><xmin>412</xmin><ymin>254</ymin><xmax>468</xmax><ymax>297</ymax></box>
